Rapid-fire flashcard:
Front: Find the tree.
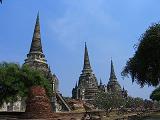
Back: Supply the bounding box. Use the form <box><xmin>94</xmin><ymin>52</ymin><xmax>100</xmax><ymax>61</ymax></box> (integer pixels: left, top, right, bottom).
<box><xmin>144</xmin><ymin>99</ymin><xmax>154</xmax><ymax>109</ymax></box>
<box><xmin>133</xmin><ymin>97</ymin><xmax>144</xmax><ymax>108</ymax></box>
<box><xmin>93</xmin><ymin>92</ymin><xmax>125</xmax><ymax>111</ymax></box>
<box><xmin>93</xmin><ymin>92</ymin><xmax>111</xmax><ymax>110</ymax></box>
<box><xmin>0</xmin><ymin>62</ymin><xmax>52</xmax><ymax>107</ymax></box>
<box><xmin>150</xmin><ymin>86</ymin><xmax>160</xmax><ymax>101</ymax></box>
<box><xmin>125</xmin><ymin>96</ymin><xmax>134</xmax><ymax>108</ymax></box>
<box><xmin>122</xmin><ymin>23</ymin><xmax>160</xmax><ymax>87</ymax></box>
<box><xmin>125</xmin><ymin>96</ymin><xmax>144</xmax><ymax>109</ymax></box>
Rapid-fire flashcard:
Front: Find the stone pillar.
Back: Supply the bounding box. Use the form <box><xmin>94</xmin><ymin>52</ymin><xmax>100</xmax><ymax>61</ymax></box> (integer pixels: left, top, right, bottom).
<box><xmin>21</xmin><ymin>86</ymin><xmax>55</xmax><ymax>119</ymax></box>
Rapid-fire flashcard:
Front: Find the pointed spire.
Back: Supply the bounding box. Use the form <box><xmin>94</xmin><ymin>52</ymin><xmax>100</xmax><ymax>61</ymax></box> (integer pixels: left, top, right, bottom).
<box><xmin>100</xmin><ymin>79</ymin><xmax>102</xmax><ymax>85</ymax></box>
<box><xmin>29</xmin><ymin>12</ymin><xmax>43</xmax><ymax>53</ymax></box>
<box><xmin>109</xmin><ymin>59</ymin><xmax>117</xmax><ymax>80</ymax></box>
<box><xmin>82</xmin><ymin>42</ymin><xmax>92</xmax><ymax>73</ymax></box>
<box><xmin>122</xmin><ymin>86</ymin><xmax>125</xmax><ymax>91</ymax></box>
<box><xmin>48</xmin><ymin>66</ymin><xmax>51</xmax><ymax>73</ymax></box>
<box><xmin>75</xmin><ymin>82</ymin><xmax>78</xmax><ymax>88</ymax></box>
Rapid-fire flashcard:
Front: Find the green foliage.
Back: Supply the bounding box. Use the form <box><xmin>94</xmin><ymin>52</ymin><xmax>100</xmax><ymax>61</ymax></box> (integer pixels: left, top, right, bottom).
<box><xmin>150</xmin><ymin>87</ymin><xmax>160</xmax><ymax>101</ymax></box>
<box><xmin>93</xmin><ymin>92</ymin><xmax>111</xmax><ymax>110</ymax></box>
<box><xmin>0</xmin><ymin>62</ymin><xmax>52</xmax><ymax>107</ymax></box>
<box><xmin>153</xmin><ymin>101</ymin><xmax>160</xmax><ymax>109</ymax></box>
<box><xmin>144</xmin><ymin>99</ymin><xmax>154</xmax><ymax>109</ymax></box>
<box><xmin>132</xmin><ymin>97</ymin><xmax>144</xmax><ymax>108</ymax></box>
<box><xmin>94</xmin><ymin>92</ymin><xmax>146</xmax><ymax>110</ymax></box>
<box><xmin>20</xmin><ymin>65</ymin><xmax>52</xmax><ymax>97</ymax></box>
<box><xmin>93</xmin><ymin>92</ymin><xmax>125</xmax><ymax>110</ymax></box>
<box><xmin>122</xmin><ymin>23</ymin><xmax>160</xmax><ymax>87</ymax></box>
<box><xmin>125</xmin><ymin>96</ymin><xmax>134</xmax><ymax>108</ymax></box>
<box><xmin>125</xmin><ymin>97</ymin><xmax>144</xmax><ymax>109</ymax></box>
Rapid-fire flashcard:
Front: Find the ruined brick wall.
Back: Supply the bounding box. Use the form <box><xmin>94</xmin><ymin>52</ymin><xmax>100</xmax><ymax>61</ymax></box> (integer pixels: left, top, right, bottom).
<box><xmin>21</xmin><ymin>86</ymin><xmax>55</xmax><ymax>119</ymax></box>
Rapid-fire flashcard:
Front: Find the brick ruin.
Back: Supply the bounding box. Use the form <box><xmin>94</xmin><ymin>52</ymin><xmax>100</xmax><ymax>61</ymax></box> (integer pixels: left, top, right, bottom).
<box><xmin>20</xmin><ymin>86</ymin><xmax>55</xmax><ymax>119</ymax></box>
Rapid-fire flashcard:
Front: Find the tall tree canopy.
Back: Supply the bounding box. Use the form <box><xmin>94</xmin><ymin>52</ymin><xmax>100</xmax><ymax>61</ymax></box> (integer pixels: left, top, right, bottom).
<box><xmin>122</xmin><ymin>23</ymin><xmax>160</xmax><ymax>87</ymax></box>
<box><xmin>150</xmin><ymin>87</ymin><xmax>160</xmax><ymax>101</ymax></box>
<box><xmin>0</xmin><ymin>62</ymin><xmax>52</xmax><ymax>106</ymax></box>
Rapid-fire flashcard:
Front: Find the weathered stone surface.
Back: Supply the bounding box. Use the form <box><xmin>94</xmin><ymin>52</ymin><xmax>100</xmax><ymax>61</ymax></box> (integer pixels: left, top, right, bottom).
<box><xmin>21</xmin><ymin>86</ymin><xmax>55</xmax><ymax>119</ymax></box>
<box><xmin>107</xmin><ymin>60</ymin><xmax>128</xmax><ymax>98</ymax></box>
<box><xmin>24</xmin><ymin>14</ymin><xmax>70</xmax><ymax>112</ymax></box>
<box><xmin>0</xmin><ymin>110</ymin><xmax>157</xmax><ymax>120</ymax></box>
<box><xmin>72</xmin><ymin>43</ymin><xmax>99</xmax><ymax>103</ymax></box>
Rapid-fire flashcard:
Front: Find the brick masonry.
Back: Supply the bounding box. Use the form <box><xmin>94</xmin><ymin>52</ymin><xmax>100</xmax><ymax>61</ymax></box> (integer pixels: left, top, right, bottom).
<box><xmin>20</xmin><ymin>86</ymin><xmax>56</xmax><ymax>119</ymax></box>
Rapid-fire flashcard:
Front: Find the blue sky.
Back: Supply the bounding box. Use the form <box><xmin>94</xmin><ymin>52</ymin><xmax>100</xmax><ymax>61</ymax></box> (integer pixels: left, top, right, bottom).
<box><xmin>0</xmin><ymin>0</ymin><xmax>160</xmax><ymax>99</ymax></box>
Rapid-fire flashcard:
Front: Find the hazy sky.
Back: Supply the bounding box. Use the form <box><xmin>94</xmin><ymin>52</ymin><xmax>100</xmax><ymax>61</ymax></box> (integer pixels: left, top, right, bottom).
<box><xmin>1</xmin><ymin>0</ymin><xmax>160</xmax><ymax>99</ymax></box>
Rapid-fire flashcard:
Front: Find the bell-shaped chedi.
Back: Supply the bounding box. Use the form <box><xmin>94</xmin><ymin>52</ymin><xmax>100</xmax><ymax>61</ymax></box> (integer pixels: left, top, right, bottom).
<box><xmin>107</xmin><ymin>60</ymin><xmax>122</xmax><ymax>93</ymax></box>
<box><xmin>72</xmin><ymin>43</ymin><xmax>99</xmax><ymax>102</ymax></box>
<box><xmin>24</xmin><ymin>13</ymin><xmax>70</xmax><ymax>112</ymax></box>
<box><xmin>22</xmin><ymin>86</ymin><xmax>55</xmax><ymax>119</ymax></box>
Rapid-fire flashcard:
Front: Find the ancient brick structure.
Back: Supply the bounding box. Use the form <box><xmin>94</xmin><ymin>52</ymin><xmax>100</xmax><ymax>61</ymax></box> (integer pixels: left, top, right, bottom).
<box><xmin>24</xmin><ymin>13</ymin><xmax>58</xmax><ymax>96</ymax></box>
<box><xmin>23</xmin><ymin>13</ymin><xmax>71</xmax><ymax>112</ymax></box>
<box><xmin>0</xmin><ymin>13</ymin><xmax>71</xmax><ymax>112</ymax></box>
<box><xmin>72</xmin><ymin>43</ymin><xmax>99</xmax><ymax>102</ymax></box>
<box><xmin>106</xmin><ymin>60</ymin><xmax>128</xmax><ymax>97</ymax></box>
<box><xmin>72</xmin><ymin>46</ymin><xmax>128</xmax><ymax>103</ymax></box>
<box><xmin>22</xmin><ymin>86</ymin><xmax>54</xmax><ymax>119</ymax></box>
<box><xmin>107</xmin><ymin>60</ymin><xmax>122</xmax><ymax>93</ymax></box>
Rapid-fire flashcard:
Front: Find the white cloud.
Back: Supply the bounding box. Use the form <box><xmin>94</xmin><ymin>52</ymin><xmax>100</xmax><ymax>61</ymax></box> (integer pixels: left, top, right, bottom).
<box><xmin>50</xmin><ymin>0</ymin><xmax>118</xmax><ymax>50</ymax></box>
